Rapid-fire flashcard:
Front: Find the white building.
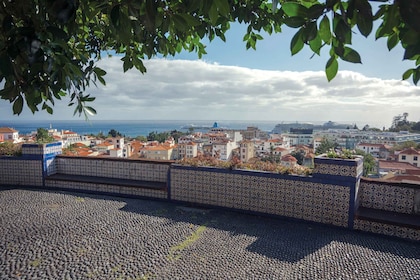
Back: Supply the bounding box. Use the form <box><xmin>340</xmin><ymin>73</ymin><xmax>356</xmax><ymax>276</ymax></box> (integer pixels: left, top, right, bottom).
<box><xmin>107</xmin><ymin>137</ymin><xmax>125</xmax><ymax>149</ymax></box>
<box><xmin>109</xmin><ymin>148</ymin><xmax>123</xmax><ymax>158</ymax></box>
<box><xmin>212</xmin><ymin>140</ymin><xmax>238</xmax><ymax>161</ymax></box>
<box><xmin>0</xmin><ymin>127</ymin><xmax>19</xmax><ymax>143</ymax></box>
<box><xmin>282</xmin><ymin>132</ymin><xmax>313</xmax><ymax>147</ymax></box>
<box><xmin>398</xmin><ymin>147</ymin><xmax>420</xmax><ymax>167</ymax></box>
<box><xmin>355</xmin><ymin>143</ymin><xmax>391</xmax><ymax>158</ymax></box>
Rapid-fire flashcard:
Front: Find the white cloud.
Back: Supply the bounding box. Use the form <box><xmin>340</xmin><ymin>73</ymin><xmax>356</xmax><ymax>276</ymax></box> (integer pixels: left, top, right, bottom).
<box><xmin>1</xmin><ymin>57</ymin><xmax>419</xmax><ymax>128</ymax></box>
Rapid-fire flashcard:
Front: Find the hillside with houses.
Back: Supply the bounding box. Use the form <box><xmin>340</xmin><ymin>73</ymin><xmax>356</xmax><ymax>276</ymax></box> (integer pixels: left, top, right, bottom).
<box><xmin>1</xmin><ymin>122</ymin><xmax>420</xmax><ymax>183</ymax></box>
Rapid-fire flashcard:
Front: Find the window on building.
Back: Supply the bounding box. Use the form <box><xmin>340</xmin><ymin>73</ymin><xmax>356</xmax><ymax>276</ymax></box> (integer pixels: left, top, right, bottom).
<box><xmin>414</xmin><ymin>156</ymin><xmax>418</xmax><ymax>161</ymax></box>
<box><xmin>402</xmin><ymin>155</ymin><xmax>406</xmax><ymax>160</ymax></box>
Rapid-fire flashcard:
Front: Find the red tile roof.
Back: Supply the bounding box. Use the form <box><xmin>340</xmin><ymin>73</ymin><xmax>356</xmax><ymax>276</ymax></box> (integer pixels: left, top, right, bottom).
<box><xmin>386</xmin><ymin>175</ymin><xmax>420</xmax><ymax>183</ymax></box>
<box><xmin>378</xmin><ymin>160</ymin><xmax>420</xmax><ymax>171</ymax></box>
<box><xmin>281</xmin><ymin>154</ymin><xmax>297</xmax><ymax>162</ymax></box>
<box><xmin>399</xmin><ymin>147</ymin><xmax>420</xmax><ymax>155</ymax></box>
<box><xmin>0</xmin><ymin>127</ymin><xmax>18</xmax><ymax>133</ymax></box>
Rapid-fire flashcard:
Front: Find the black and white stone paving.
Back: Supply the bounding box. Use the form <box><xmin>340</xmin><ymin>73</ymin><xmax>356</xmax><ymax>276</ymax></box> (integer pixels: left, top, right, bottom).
<box><xmin>0</xmin><ymin>188</ymin><xmax>419</xmax><ymax>279</ymax></box>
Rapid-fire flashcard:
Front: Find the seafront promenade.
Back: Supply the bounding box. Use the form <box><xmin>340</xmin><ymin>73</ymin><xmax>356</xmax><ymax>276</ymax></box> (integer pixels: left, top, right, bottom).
<box><xmin>0</xmin><ymin>188</ymin><xmax>419</xmax><ymax>279</ymax></box>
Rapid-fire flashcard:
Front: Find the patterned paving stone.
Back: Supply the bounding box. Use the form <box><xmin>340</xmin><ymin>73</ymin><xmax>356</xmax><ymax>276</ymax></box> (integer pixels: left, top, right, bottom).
<box><xmin>0</xmin><ymin>188</ymin><xmax>419</xmax><ymax>279</ymax></box>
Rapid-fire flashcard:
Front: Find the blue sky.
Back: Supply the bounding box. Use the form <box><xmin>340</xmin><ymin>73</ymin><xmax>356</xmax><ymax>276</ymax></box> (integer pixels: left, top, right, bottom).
<box><xmin>1</xmin><ymin>18</ymin><xmax>419</xmax><ymax>129</ymax></box>
<box><xmin>175</xmin><ymin>22</ymin><xmax>413</xmax><ymax>80</ymax></box>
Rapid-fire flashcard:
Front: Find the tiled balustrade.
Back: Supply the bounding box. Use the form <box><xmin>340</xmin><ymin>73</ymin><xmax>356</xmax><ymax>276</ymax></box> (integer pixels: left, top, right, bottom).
<box><xmin>170</xmin><ymin>159</ymin><xmax>359</xmax><ymax>228</ymax></box>
<box><xmin>1</xmin><ymin>145</ymin><xmax>419</xmax><ymax>241</ymax></box>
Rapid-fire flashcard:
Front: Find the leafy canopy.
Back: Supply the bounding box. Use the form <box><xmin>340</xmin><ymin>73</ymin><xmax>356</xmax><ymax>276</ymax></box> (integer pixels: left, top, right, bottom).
<box><xmin>36</xmin><ymin>127</ymin><xmax>54</xmax><ymax>143</ymax></box>
<box><xmin>1</xmin><ymin>0</ymin><xmax>420</xmax><ymax>116</ymax></box>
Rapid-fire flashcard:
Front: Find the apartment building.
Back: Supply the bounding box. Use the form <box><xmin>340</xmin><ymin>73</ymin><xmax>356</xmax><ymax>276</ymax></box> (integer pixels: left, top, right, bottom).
<box><xmin>282</xmin><ymin>128</ymin><xmax>313</xmax><ymax>147</ymax></box>
<box><xmin>315</xmin><ymin>129</ymin><xmax>420</xmax><ymax>148</ymax></box>
<box><xmin>140</xmin><ymin>144</ymin><xmax>174</xmax><ymax>160</ymax></box>
<box><xmin>177</xmin><ymin>142</ymin><xmax>198</xmax><ymax>159</ymax></box>
<box><xmin>212</xmin><ymin>140</ymin><xmax>238</xmax><ymax>161</ymax></box>
<box><xmin>239</xmin><ymin>140</ymin><xmax>255</xmax><ymax>163</ymax></box>
<box><xmin>356</xmin><ymin>143</ymin><xmax>391</xmax><ymax>158</ymax></box>
<box><xmin>95</xmin><ymin>142</ymin><xmax>114</xmax><ymax>153</ymax></box>
<box><xmin>398</xmin><ymin>147</ymin><xmax>420</xmax><ymax>167</ymax></box>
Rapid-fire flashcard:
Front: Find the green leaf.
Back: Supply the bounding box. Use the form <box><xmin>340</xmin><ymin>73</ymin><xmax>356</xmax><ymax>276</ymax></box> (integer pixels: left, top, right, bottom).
<box><xmin>319</xmin><ymin>15</ymin><xmax>331</xmax><ymax>43</ymax></box>
<box><xmin>84</xmin><ymin>106</ymin><xmax>97</xmax><ymax>116</ymax></box>
<box><xmin>0</xmin><ymin>52</ymin><xmax>12</xmax><ymax>77</ymax></box>
<box><xmin>402</xmin><ymin>68</ymin><xmax>414</xmax><ymax>80</ymax></box>
<box><xmin>387</xmin><ymin>33</ymin><xmax>398</xmax><ymax>51</ymax></box>
<box><xmin>342</xmin><ymin>47</ymin><xmax>362</xmax><ymax>63</ymax></box>
<box><xmin>214</xmin><ymin>0</ymin><xmax>230</xmax><ymax>17</ymax></box>
<box><xmin>209</xmin><ymin>2</ymin><xmax>219</xmax><ymax>25</ymax></box>
<box><xmin>403</xmin><ymin>45</ymin><xmax>420</xmax><ymax>60</ymax></box>
<box><xmin>46</xmin><ymin>106</ymin><xmax>53</xmax><ymax>114</ymax></box>
<box><xmin>375</xmin><ymin>4</ymin><xmax>398</xmax><ymax>39</ymax></box>
<box><xmin>13</xmin><ymin>95</ymin><xmax>23</xmax><ymax>115</ymax></box>
<box><xmin>93</xmin><ymin>67</ymin><xmax>107</xmax><ymax>76</ymax></box>
<box><xmin>97</xmin><ymin>75</ymin><xmax>106</xmax><ymax>86</ymax></box>
<box><xmin>400</xmin><ymin>29</ymin><xmax>420</xmax><ymax>46</ymax></box>
<box><xmin>302</xmin><ymin>21</ymin><xmax>317</xmax><ymax>42</ymax></box>
<box><xmin>326</xmin><ymin>56</ymin><xmax>338</xmax><ymax>81</ymax></box>
<box><xmin>413</xmin><ymin>68</ymin><xmax>420</xmax><ymax>85</ymax></box>
<box><xmin>122</xmin><ymin>56</ymin><xmax>133</xmax><ymax>72</ymax></box>
<box><xmin>308</xmin><ymin>4</ymin><xmax>325</xmax><ymax>19</ymax></box>
<box><xmin>172</xmin><ymin>14</ymin><xmax>188</xmax><ymax>32</ymax></box>
<box><xmin>309</xmin><ymin>33</ymin><xmax>322</xmax><ymax>55</ymax></box>
<box><xmin>335</xmin><ymin>19</ymin><xmax>351</xmax><ymax>44</ymax></box>
<box><xmin>46</xmin><ymin>26</ymin><xmax>68</xmax><ymax>40</ymax></box>
<box><xmin>0</xmin><ymin>86</ymin><xmax>17</xmax><ymax>101</ymax></box>
<box><xmin>181</xmin><ymin>14</ymin><xmax>201</xmax><ymax>27</ymax></box>
<box><xmin>358</xmin><ymin>19</ymin><xmax>373</xmax><ymax>36</ymax></box>
<box><xmin>290</xmin><ymin>30</ymin><xmax>304</xmax><ymax>55</ymax></box>
<box><xmin>282</xmin><ymin>2</ymin><xmax>308</xmax><ymax>18</ymax></box>
<box><xmin>284</xmin><ymin>17</ymin><xmax>306</xmax><ymax>28</ymax></box>
<box><xmin>355</xmin><ymin>1</ymin><xmax>373</xmax><ymax>37</ymax></box>
<box><xmin>110</xmin><ymin>5</ymin><xmax>120</xmax><ymax>27</ymax></box>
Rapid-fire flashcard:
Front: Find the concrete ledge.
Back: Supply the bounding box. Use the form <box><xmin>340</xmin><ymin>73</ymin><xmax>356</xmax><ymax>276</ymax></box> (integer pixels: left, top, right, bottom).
<box><xmin>46</xmin><ymin>173</ymin><xmax>167</xmax><ymax>191</ymax></box>
<box><xmin>355</xmin><ymin>207</ymin><xmax>420</xmax><ymax>230</ymax></box>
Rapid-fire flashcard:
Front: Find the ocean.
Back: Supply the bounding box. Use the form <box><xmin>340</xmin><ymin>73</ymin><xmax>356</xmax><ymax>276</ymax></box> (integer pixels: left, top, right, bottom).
<box><xmin>2</xmin><ymin>120</ymin><xmax>281</xmax><ymax>137</ymax></box>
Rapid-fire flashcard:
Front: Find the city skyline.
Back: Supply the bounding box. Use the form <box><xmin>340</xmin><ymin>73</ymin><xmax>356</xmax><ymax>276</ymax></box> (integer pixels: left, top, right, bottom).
<box><xmin>1</xmin><ymin>22</ymin><xmax>419</xmax><ymax>128</ymax></box>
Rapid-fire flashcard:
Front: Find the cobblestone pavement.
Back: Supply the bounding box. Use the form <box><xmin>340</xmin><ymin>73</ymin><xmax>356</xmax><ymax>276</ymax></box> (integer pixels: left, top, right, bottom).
<box><xmin>0</xmin><ymin>188</ymin><xmax>419</xmax><ymax>280</ymax></box>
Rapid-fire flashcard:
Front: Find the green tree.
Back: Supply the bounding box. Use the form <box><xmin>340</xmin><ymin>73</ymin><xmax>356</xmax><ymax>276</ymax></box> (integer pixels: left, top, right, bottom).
<box><xmin>170</xmin><ymin>130</ymin><xmax>187</xmax><ymax>142</ymax></box>
<box><xmin>390</xmin><ymin>112</ymin><xmax>415</xmax><ymax>131</ymax></box>
<box><xmin>390</xmin><ymin>140</ymin><xmax>419</xmax><ymax>151</ymax></box>
<box><xmin>411</xmin><ymin>122</ymin><xmax>420</xmax><ymax>132</ymax></box>
<box><xmin>1</xmin><ymin>1</ymin><xmax>420</xmax><ymax>116</ymax></box>
<box><xmin>108</xmin><ymin>129</ymin><xmax>122</xmax><ymax>137</ymax></box>
<box><xmin>354</xmin><ymin>149</ymin><xmax>376</xmax><ymax>176</ymax></box>
<box><xmin>315</xmin><ymin>137</ymin><xmax>338</xmax><ymax>154</ymax></box>
<box><xmin>36</xmin><ymin>127</ymin><xmax>54</xmax><ymax>143</ymax></box>
<box><xmin>147</xmin><ymin>131</ymin><xmax>170</xmax><ymax>143</ymax></box>
<box><xmin>291</xmin><ymin>149</ymin><xmax>305</xmax><ymax>165</ymax></box>
<box><xmin>135</xmin><ymin>135</ymin><xmax>147</xmax><ymax>142</ymax></box>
